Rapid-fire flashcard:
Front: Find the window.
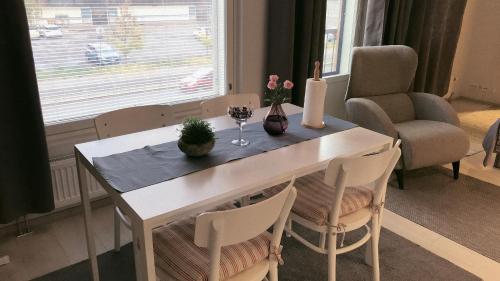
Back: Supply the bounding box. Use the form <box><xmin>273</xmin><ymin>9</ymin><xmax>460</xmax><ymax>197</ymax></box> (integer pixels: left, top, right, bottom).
<box><xmin>323</xmin><ymin>0</ymin><xmax>346</xmax><ymax>75</ymax></box>
<box><xmin>24</xmin><ymin>0</ymin><xmax>227</xmax><ymax>125</ymax></box>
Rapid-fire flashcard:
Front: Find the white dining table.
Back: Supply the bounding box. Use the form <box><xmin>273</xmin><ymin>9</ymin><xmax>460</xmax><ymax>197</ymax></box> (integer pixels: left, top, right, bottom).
<box><xmin>74</xmin><ymin>103</ymin><xmax>393</xmax><ymax>281</ymax></box>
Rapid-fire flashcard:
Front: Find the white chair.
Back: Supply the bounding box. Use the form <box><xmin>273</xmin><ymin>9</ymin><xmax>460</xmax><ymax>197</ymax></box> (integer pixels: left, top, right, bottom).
<box><xmin>94</xmin><ymin>105</ymin><xmax>175</xmax><ymax>252</ymax></box>
<box><xmin>264</xmin><ymin>141</ymin><xmax>401</xmax><ymax>281</ymax></box>
<box><xmin>200</xmin><ymin>93</ymin><xmax>261</xmax><ymax>119</ymax></box>
<box><xmin>153</xmin><ymin>179</ymin><xmax>297</xmax><ymax>281</ymax></box>
<box><xmin>94</xmin><ymin>104</ymin><xmax>174</xmax><ymax>139</ymax></box>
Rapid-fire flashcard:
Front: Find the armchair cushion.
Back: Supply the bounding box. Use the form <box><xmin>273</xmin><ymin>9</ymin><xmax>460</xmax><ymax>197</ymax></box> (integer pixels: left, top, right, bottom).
<box><xmin>395</xmin><ymin>120</ymin><xmax>469</xmax><ymax>170</ymax></box>
<box><xmin>365</xmin><ymin>93</ymin><xmax>415</xmax><ymax>123</ymax></box>
<box><xmin>347</xmin><ymin>45</ymin><xmax>418</xmax><ymax>99</ymax></box>
<box><xmin>346</xmin><ymin>98</ymin><xmax>398</xmax><ymax>139</ymax></box>
<box><xmin>409</xmin><ymin>92</ymin><xmax>460</xmax><ymax>126</ymax></box>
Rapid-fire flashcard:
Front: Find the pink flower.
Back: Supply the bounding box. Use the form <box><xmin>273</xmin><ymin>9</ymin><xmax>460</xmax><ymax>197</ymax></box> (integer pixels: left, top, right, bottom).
<box><xmin>267</xmin><ymin>80</ymin><xmax>277</xmax><ymax>90</ymax></box>
<box><xmin>269</xmin><ymin>74</ymin><xmax>279</xmax><ymax>82</ymax></box>
<box><xmin>283</xmin><ymin>80</ymin><xmax>294</xmax><ymax>89</ymax></box>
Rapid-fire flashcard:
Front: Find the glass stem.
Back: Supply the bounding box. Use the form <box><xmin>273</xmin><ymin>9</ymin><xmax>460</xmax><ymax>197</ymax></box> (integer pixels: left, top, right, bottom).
<box><xmin>239</xmin><ymin>121</ymin><xmax>243</xmax><ymax>144</ymax></box>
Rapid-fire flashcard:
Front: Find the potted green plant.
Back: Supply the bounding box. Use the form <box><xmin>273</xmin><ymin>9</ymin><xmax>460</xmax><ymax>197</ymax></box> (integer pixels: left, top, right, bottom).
<box><xmin>178</xmin><ymin>117</ymin><xmax>215</xmax><ymax>157</ymax></box>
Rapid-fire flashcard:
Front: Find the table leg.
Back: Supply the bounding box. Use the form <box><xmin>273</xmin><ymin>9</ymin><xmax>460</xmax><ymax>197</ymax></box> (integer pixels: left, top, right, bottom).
<box><xmin>132</xmin><ymin>219</ymin><xmax>156</xmax><ymax>281</ymax></box>
<box><xmin>76</xmin><ymin>153</ymin><xmax>100</xmax><ymax>281</ymax></box>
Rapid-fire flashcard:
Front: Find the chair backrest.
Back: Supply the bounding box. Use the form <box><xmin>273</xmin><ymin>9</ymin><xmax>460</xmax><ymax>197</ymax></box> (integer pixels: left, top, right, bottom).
<box><xmin>324</xmin><ymin>140</ymin><xmax>401</xmax><ymax>224</ymax></box>
<box><xmin>194</xmin><ymin>180</ymin><xmax>297</xmax><ymax>281</ymax></box>
<box><xmin>200</xmin><ymin>93</ymin><xmax>261</xmax><ymax>118</ymax></box>
<box><xmin>346</xmin><ymin>45</ymin><xmax>418</xmax><ymax>123</ymax></box>
<box><xmin>94</xmin><ymin>105</ymin><xmax>174</xmax><ymax>139</ymax></box>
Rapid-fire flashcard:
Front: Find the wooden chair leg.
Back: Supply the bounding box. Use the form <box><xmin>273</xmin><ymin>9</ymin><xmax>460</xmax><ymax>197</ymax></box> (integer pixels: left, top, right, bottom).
<box><xmin>364</xmin><ymin>239</ymin><xmax>373</xmax><ymax>266</ymax></box>
<box><xmin>285</xmin><ymin>218</ymin><xmax>292</xmax><ymax>238</ymax></box>
<box><xmin>370</xmin><ymin>215</ymin><xmax>381</xmax><ymax>281</ymax></box>
<box><xmin>114</xmin><ymin>207</ymin><xmax>121</xmax><ymax>252</ymax></box>
<box><xmin>327</xmin><ymin>232</ymin><xmax>337</xmax><ymax>281</ymax></box>
<box><xmin>240</xmin><ymin>195</ymin><xmax>250</xmax><ymax>207</ymax></box>
<box><xmin>319</xmin><ymin>232</ymin><xmax>327</xmax><ymax>249</ymax></box>
<box><xmin>452</xmin><ymin>161</ymin><xmax>460</xmax><ymax>180</ymax></box>
<box><xmin>269</xmin><ymin>261</ymin><xmax>278</xmax><ymax>281</ymax></box>
<box><xmin>395</xmin><ymin>169</ymin><xmax>404</xmax><ymax>190</ymax></box>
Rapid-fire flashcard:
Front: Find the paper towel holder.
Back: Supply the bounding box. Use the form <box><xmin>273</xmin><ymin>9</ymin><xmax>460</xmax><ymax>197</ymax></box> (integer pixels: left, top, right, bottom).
<box><xmin>313</xmin><ymin>60</ymin><xmax>321</xmax><ymax>81</ymax></box>
<box><xmin>301</xmin><ymin>121</ymin><xmax>326</xmax><ymax>129</ymax></box>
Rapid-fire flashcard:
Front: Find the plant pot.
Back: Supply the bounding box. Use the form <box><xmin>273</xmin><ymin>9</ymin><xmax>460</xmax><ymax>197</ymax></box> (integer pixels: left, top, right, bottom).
<box><xmin>178</xmin><ymin>139</ymin><xmax>215</xmax><ymax>157</ymax></box>
<box><xmin>263</xmin><ymin>103</ymin><xmax>288</xmax><ymax>135</ymax></box>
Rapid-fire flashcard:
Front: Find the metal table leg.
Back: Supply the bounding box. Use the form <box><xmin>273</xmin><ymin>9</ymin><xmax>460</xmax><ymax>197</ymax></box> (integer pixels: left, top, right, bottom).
<box><xmin>76</xmin><ymin>152</ymin><xmax>100</xmax><ymax>281</ymax></box>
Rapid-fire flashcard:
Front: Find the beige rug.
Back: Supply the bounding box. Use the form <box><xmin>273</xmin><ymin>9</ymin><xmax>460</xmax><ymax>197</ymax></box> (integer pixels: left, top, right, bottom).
<box><xmin>386</xmin><ymin>166</ymin><xmax>500</xmax><ymax>262</ymax></box>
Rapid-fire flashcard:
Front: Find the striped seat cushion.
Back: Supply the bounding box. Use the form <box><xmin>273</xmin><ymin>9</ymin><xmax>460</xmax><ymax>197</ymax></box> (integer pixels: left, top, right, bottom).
<box><xmin>263</xmin><ymin>171</ymin><xmax>373</xmax><ymax>226</ymax></box>
<box><xmin>153</xmin><ymin>205</ymin><xmax>271</xmax><ymax>281</ymax></box>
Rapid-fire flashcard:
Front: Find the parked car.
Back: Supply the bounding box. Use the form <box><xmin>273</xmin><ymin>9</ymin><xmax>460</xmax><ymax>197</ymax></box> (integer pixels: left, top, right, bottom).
<box><xmin>39</xmin><ymin>24</ymin><xmax>63</xmax><ymax>38</ymax></box>
<box><xmin>29</xmin><ymin>27</ymin><xmax>41</xmax><ymax>40</ymax></box>
<box><xmin>85</xmin><ymin>43</ymin><xmax>121</xmax><ymax>65</ymax></box>
<box><xmin>193</xmin><ymin>27</ymin><xmax>209</xmax><ymax>39</ymax></box>
<box><xmin>180</xmin><ymin>67</ymin><xmax>213</xmax><ymax>91</ymax></box>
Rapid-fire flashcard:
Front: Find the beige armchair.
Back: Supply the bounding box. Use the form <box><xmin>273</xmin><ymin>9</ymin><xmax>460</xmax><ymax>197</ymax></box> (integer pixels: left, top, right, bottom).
<box><xmin>345</xmin><ymin>45</ymin><xmax>469</xmax><ymax>189</ymax></box>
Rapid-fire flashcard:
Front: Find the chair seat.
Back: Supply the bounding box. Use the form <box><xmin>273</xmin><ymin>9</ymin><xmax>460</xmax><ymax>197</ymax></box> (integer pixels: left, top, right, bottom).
<box><xmin>263</xmin><ymin>171</ymin><xmax>373</xmax><ymax>226</ymax></box>
<box><xmin>153</xmin><ymin>207</ymin><xmax>271</xmax><ymax>281</ymax></box>
<box><xmin>395</xmin><ymin>120</ymin><xmax>469</xmax><ymax>170</ymax></box>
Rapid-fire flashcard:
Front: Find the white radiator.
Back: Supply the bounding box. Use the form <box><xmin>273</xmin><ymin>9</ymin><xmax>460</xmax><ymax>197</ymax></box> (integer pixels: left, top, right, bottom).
<box><xmin>50</xmin><ymin>158</ymin><xmax>107</xmax><ymax>209</ymax></box>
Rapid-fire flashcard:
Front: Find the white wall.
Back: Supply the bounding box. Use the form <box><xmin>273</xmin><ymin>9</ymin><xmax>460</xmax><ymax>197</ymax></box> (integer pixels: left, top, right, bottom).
<box><xmin>450</xmin><ymin>0</ymin><xmax>500</xmax><ymax>105</ymax></box>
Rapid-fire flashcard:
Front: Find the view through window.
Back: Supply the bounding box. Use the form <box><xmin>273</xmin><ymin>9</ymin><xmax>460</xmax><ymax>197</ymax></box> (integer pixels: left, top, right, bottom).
<box><xmin>323</xmin><ymin>0</ymin><xmax>345</xmax><ymax>75</ymax></box>
<box><xmin>24</xmin><ymin>0</ymin><xmax>226</xmax><ymax>125</ymax></box>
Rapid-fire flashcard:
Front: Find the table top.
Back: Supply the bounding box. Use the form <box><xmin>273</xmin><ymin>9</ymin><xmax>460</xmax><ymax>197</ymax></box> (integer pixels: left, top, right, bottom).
<box><xmin>75</xmin><ymin>104</ymin><xmax>393</xmax><ymax>225</ymax></box>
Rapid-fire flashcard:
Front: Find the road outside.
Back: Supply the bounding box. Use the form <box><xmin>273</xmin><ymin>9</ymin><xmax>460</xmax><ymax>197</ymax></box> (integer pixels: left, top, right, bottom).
<box><xmin>32</xmin><ymin>22</ymin><xmax>210</xmax><ymax>71</ymax></box>
<box><xmin>29</xmin><ymin>8</ymin><xmax>221</xmax><ymax>124</ymax></box>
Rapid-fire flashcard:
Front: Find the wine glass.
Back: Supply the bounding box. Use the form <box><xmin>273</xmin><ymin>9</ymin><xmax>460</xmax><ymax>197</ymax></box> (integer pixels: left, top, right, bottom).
<box><xmin>228</xmin><ymin>106</ymin><xmax>253</xmax><ymax>146</ymax></box>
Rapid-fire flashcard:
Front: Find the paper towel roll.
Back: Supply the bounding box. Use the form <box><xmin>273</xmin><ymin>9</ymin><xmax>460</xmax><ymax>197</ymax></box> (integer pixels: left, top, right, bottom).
<box><xmin>302</xmin><ymin>78</ymin><xmax>327</xmax><ymax>128</ymax></box>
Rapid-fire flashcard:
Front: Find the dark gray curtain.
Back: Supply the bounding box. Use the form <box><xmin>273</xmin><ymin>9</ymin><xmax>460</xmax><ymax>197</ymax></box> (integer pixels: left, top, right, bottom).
<box><xmin>266</xmin><ymin>0</ymin><xmax>327</xmax><ymax>106</ymax></box>
<box><xmin>361</xmin><ymin>0</ymin><xmax>467</xmax><ymax>97</ymax></box>
<box><xmin>0</xmin><ymin>1</ymin><xmax>54</xmax><ymax>223</ymax></box>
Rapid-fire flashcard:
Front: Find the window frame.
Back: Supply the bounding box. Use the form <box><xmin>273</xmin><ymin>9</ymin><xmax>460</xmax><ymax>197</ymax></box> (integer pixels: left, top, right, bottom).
<box><xmin>29</xmin><ymin>1</ymin><xmax>234</xmax><ymax>127</ymax></box>
<box><xmin>322</xmin><ymin>0</ymin><xmax>358</xmax><ymax>78</ymax></box>
<box><xmin>42</xmin><ymin>1</ymin><xmax>234</xmax><ymax>161</ymax></box>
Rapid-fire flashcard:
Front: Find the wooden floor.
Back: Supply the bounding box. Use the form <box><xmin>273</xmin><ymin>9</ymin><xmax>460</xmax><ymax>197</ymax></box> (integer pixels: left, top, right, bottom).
<box><xmin>1</xmin><ymin>98</ymin><xmax>499</xmax><ymax>281</ymax></box>
<box><xmin>0</xmin><ymin>205</ymin><xmax>133</xmax><ymax>281</ymax></box>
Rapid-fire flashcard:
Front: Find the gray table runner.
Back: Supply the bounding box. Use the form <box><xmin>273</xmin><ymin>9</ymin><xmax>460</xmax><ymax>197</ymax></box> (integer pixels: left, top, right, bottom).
<box><xmin>93</xmin><ymin>113</ymin><xmax>357</xmax><ymax>193</ymax></box>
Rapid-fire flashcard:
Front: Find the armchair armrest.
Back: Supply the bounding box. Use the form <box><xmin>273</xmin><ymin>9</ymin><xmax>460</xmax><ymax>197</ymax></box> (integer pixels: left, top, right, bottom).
<box><xmin>408</xmin><ymin>92</ymin><xmax>460</xmax><ymax>126</ymax></box>
<box><xmin>346</xmin><ymin>98</ymin><xmax>398</xmax><ymax>139</ymax></box>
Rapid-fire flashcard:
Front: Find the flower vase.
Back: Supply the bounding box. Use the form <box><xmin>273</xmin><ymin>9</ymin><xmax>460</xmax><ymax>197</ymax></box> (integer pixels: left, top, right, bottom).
<box><xmin>263</xmin><ymin>103</ymin><xmax>288</xmax><ymax>135</ymax></box>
